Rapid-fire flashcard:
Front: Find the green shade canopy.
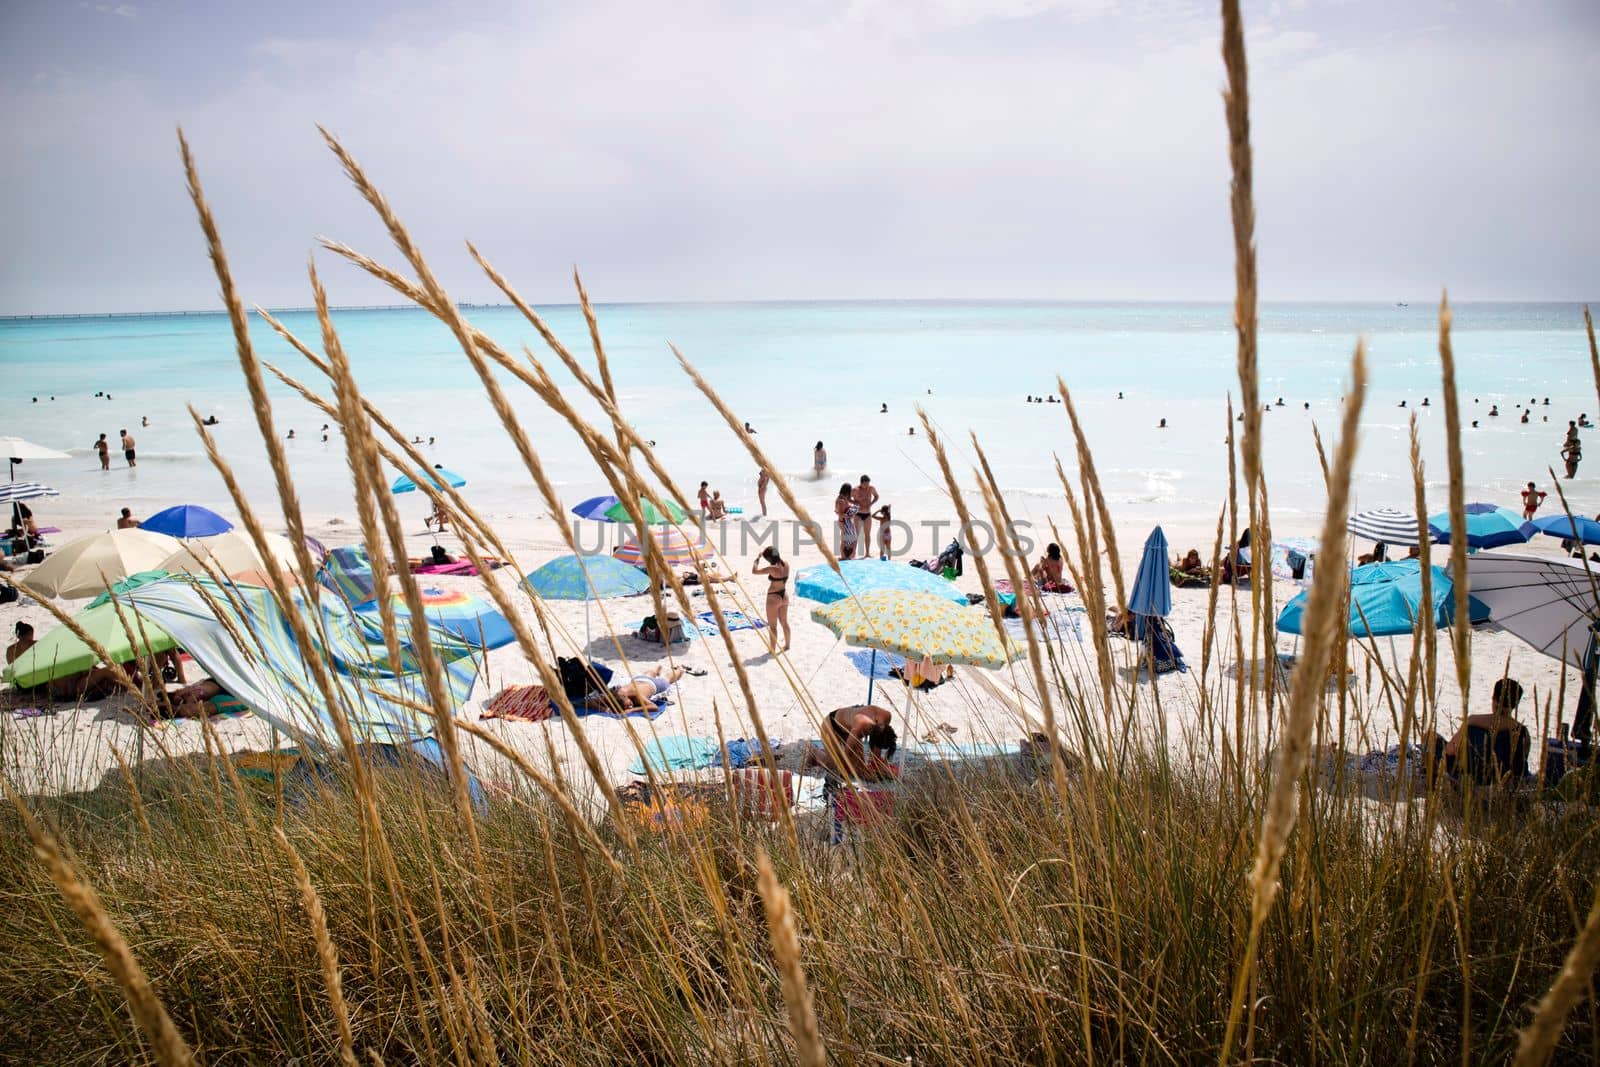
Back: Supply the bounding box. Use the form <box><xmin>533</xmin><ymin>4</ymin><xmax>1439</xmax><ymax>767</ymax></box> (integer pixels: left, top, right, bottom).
<box><xmin>5</xmin><ymin>601</ymin><xmax>175</xmax><ymax>689</ymax></box>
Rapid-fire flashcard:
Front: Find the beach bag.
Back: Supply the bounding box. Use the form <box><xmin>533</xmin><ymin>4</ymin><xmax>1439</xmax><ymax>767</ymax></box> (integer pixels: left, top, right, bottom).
<box><xmin>429</xmin><ymin>544</ymin><xmax>453</xmax><ymax>566</ymax></box>
<box><xmin>557</xmin><ymin>656</ymin><xmax>611</xmax><ymax>701</ymax></box>
<box><xmin>638</xmin><ymin>613</ymin><xmax>686</xmax><ymax>644</ymax></box>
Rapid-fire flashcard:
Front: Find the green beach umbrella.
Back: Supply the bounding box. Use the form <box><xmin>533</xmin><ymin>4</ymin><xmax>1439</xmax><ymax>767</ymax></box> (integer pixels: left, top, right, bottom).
<box><xmin>86</xmin><ymin>570</ymin><xmax>172</xmax><ymax>609</ymax></box>
<box><xmin>4</xmin><ymin>601</ymin><xmax>176</xmax><ymax>689</ymax></box>
<box><xmin>601</xmin><ymin>497</ymin><xmax>689</xmax><ymax>525</ymax></box>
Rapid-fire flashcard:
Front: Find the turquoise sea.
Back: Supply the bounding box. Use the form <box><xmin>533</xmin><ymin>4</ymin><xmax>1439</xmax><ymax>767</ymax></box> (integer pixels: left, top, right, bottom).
<box><xmin>2</xmin><ymin>302</ymin><xmax>1596</xmax><ymax>542</ymax></box>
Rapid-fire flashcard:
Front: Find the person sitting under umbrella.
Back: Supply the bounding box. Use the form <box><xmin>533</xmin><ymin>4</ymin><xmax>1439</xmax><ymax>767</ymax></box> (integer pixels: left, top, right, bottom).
<box><xmin>7</xmin><ymin>623</ymin><xmax>130</xmax><ymax>703</ymax></box>
<box><xmin>1443</xmin><ymin>677</ymin><xmax>1532</xmax><ymax>787</ymax></box>
<box><xmin>804</xmin><ymin>705</ymin><xmax>898</xmax><ymax>781</ymax></box>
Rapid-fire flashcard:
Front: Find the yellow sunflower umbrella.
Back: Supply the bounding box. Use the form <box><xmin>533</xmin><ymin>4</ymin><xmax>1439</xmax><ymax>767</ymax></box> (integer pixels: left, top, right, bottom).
<box><xmin>811</xmin><ymin>590</ymin><xmax>1022</xmax><ymax>701</ymax></box>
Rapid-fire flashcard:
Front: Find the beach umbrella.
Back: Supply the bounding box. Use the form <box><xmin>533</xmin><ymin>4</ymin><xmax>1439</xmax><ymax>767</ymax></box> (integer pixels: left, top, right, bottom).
<box><xmin>1348</xmin><ymin>506</ymin><xmax>1422</xmax><ymax>547</ymax></box>
<box><xmin>1531</xmin><ymin>514</ymin><xmax>1600</xmax><ymax>546</ymax></box>
<box><xmin>571</xmin><ymin>495</ymin><xmax>621</xmax><ymax>520</ymax></box>
<box><xmin>4</xmin><ymin>600</ymin><xmax>176</xmax><ymax>689</ymax></box>
<box><xmin>358</xmin><ymin>586</ymin><xmax>515</xmax><ymax>650</ymax></box>
<box><xmin>525</xmin><ymin>553</ymin><xmax>653</xmax><ymax>643</ymax></box>
<box><xmin>614</xmin><ymin>526</ymin><xmax>712</xmax><ymax>568</ymax></box>
<box><xmin>159</xmin><ymin>530</ymin><xmax>299</xmax><ymax>580</ymax></box>
<box><xmin>1277</xmin><ymin>565</ymin><xmax>1487</xmax><ymax>638</ymax></box>
<box><xmin>1349</xmin><ymin>559</ymin><xmax>1425</xmax><ymax>585</ymax></box>
<box><xmin>1126</xmin><ymin>526</ymin><xmax>1172</xmax><ymax>618</ymax></box>
<box><xmin>1427</xmin><ymin>503</ymin><xmax>1534</xmax><ymax>549</ymax></box>
<box><xmin>391</xmin><ymin>465</ymin><xmax>466</xmax><ymax>494</ymax></box>
<box><xmin>21</xmin><ymin>529</ymin><xmax>182</xmax><ymax>599</ymax></box>
<box><xmin>794</xmin><ymin>559</ymin><xmax>968</xmax><ymax>606</ymax></box>
<box><xmin>1466</xmin><ymin>553</ymin><xmax>1600</xmax><ymax>742</ymax></box>
<box><xmin>0</xmin><ymin>436</ymin><xmax>70</xmax><ymax>482</ymax></box>
<box><xmin>139</xmin><ymin>504</ymin><xmax>234</xmax><ymax>539</ymax></box>
<box><xmin>0</xmin><ymin>482</ymin><xmax>59</xmax><ymax>505</ymax></box>
<box><xmin>601</xmin><ymin>497</ymin><xmax>690</xmax><ymax>525</ymax></box>
<box><xmin>86</xmin><ymin>570</ymin><xmax>172</xmax><ymax>608</ymax></box>
<box><xmin>812</xmin><ymin>589</ymin><xmax>1022</xmax><ymax>702</ymax></box>
<box><xmin>319</xmin><ymin>547</ymin><xmax>376</xmax><ymax>607</ymax></box>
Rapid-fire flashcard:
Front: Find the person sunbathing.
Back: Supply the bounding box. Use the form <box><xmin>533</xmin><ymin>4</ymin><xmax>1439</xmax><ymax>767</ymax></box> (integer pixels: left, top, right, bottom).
<box><xmin>1030</xmin><ymin>543</ymin><xmax>1072</xmax><ymax>592</ymax></box>
<box><xmin>707</xmin><ymin>491</ymin><xmax>727</xmax><ymax>521</ymax></box>
<box><xmin>1177</xmin><ymin>549</ymin><xmax>1205</xmax><ymax>574</ymax></box>
<box><xmin>609</xmin><ymin>664</ymin><xmax>687</xmax><ymax>711</ymax></box>
<box><xmin>804</xmin><ymin>705</ymin><xmax>898</xmax><ymax>781</ymax></box>
<box><xmin>166</xmin><ymin>678</ymin><xmax>238</xmax><ymax>719</ymax></box>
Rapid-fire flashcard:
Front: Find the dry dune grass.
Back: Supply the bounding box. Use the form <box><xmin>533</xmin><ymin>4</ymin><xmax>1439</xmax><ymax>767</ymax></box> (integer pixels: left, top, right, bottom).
<box><xmin>1</xmin><ymin>3</ymin><xmax>1598</xmax><ymax>1064</ymax></box>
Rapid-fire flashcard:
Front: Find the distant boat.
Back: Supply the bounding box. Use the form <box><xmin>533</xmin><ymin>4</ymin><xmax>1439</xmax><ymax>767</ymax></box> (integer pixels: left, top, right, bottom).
<box><xmin>1396</xmin><ymin>301</ymin><xmax>1409</xmax><ymax>307</ymax></box>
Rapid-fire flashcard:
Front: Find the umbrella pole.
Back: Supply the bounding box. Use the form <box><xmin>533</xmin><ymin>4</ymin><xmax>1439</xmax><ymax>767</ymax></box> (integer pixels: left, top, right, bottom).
<box><xmin>867</xmin><ymin>648</ymin><xmax>876</xmax><ymax>705</ymax></box>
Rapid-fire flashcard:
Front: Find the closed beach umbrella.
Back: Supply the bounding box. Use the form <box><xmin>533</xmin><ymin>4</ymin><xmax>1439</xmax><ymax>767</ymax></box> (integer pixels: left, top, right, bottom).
<box><xmin>0</xmin><ymin>482</ymin><xmax>59</xmax><ymax>505</ymax></box>
<box><xmin>794</xmin><ymin>559</ymin><xmax>969</xmax><ymax>606</ymax></box>
<box><xmin>4</xmin><ymin>600</ymin><xmax>176</xmax><ymax>689</ymax></box>
<box><xmin>139</xmin><ymin>504</ymin><xmax>234</xmax><ymax>539</ymax></box>
<box><xmin>570</xmin><ymin>495</ymin><xmax>622</xmax><ymax>520</ymax></box>
<box><xmin>391</xmin><ymin>465</ymin><xmax>467</xmax><ymax>494</ymax></box>
<box><xmin>601</xmin><ymin>497</ymin><xmax>690</xmax><ymax>525</ymax></box>
<box><xmin>812</xmin><ymin>590</ymin><xmax>1022</xmax><ymax>669</ymax></box>
<box><xmin>1531</xmin><ymin>514</ymin><xmax>1600</xmax><ymax>546</ymax></box>
<box><xmin>614</xmin><ymin>526</ymin><xmax>712</xmax><ymax>567</ymax></box>
<box><xmin>526</xmin><ymin>553</ymin><xmax>653</xmax><ymax>642</ymax></box>
<box><xmin>1277</xmin><ymin>564</ymin><xmax>1486</xmax><ymax>637</ymax></box>
<box><xmin>358</xmin><ymin>586</ymin><xmax>515</xmax><ymax>650</ymax></box>
<box><xmin>1126</xmin><ymin>526</ymin><xmax>1173</xmax><ymax>618</ymax></box>
<box><xmin>22</xmin><ymin>529</ymin><xmax>181</xmax><ymax>599</ymax></box>
<box><xmin>1348</xmin><ymin>506</ymin><xmax>1421</xmax><ymax>547</ymax></box>
<box><xmin>159</xmin><ymin>530</ymin><xmax>299</xmax><ymax>580</ymax></box>
<box><xmin>1427</xmin><ymin>503</ymin><xmax>1534</xmax><ymax>549</ymax></box>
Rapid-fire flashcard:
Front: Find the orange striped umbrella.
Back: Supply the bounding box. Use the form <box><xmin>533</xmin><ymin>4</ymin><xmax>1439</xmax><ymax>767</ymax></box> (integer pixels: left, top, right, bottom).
<box><xmin>613</xmin><ymin>526</ymin><xmax>712</xmax><ymax>567</ymax></box>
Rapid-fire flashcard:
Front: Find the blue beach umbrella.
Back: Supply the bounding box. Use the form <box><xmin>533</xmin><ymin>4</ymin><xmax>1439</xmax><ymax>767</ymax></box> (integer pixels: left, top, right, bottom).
<box><xmin>139</xmin><ymin>504</ymin><xmax>233</xmax><ymax>539</ymax></box>
<box><xmin>1531</xmin><ymin>513</ymin><xmax>1600</xmax><ymax>546</ymax></box>
<box><xmin>1278</xmin><ymin>565</ymin><xmax>1488</xmax><ymax>637</ymax></box>
<box><xmin>1348</xmin><ymin>559</ymin><xmax>1424</xmax><ymax>586</ymax></box>
<box><xmin>794</xmin><ymin>559</ymin><xmax>969</xmax><ymax>606</ymax></box>
<box><xmin>525</xmin><ymin>553</ymin><xmax>654</xmax><ymax>644</ymax></box>
<box><xmin>571</xmin><ymin>495</ymin><xmax>621</xmax><ymax>521</ymax></box>
<box><xmin>358</xmin><ymin>586</ymin><xmax>514</xmax><ymax>650</ymax></box>
<box><xmin>391</xmin><ymin>465</ymin><xmax>467</xmax><ymax>495</ymax></box>
<box><xmin>1127</xmin><ymin>526</ymin><xmax>1172</xmax><ymax>619</ymax></box>
<box><xmin>1427</xmin><ymin>503</ymin><xmax>1534</xmax><ymax>549</ymax></box>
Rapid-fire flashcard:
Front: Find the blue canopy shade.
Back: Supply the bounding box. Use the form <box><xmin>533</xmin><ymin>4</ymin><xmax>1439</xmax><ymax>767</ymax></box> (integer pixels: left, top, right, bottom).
<box><xmin>139</xmin><ymin>504</ymin><xmax>233</xmax><ymax>538</ymax></box>
<box><xmin>1278</xmin><ymin>564</ymin><xmax>1489</xmax><ymax>637</ymax></box>
<box><xmin>525</xmin><ymin>554</ymin><xmax>652</xmax><ymax>601</ymax></box>
<box><xmin>794</xmin><ymin>558</ymin><xmax>969</xmax><ymax>605</ymax></box>
<box><xmin>1127</xmin><ymin>525</ymin><xmax>1172</xmax><ymax>617</ymax></box>
<box><xmin>1531</xmin><ymin>513</ymin><xmax>1600</xmax><ymax>546</ymax></box>
<box><xmin>1427</xmin><ymin>503</ymin><xmax>1534</xmax><ymax>549</ymax></box>
<box><xmin>570</xmin><ymin>495</ymin><xmax>621</xmax><ymax>520</ymax></box>
<box><xmin>391</xmin><ymin>465</ymin><xmax>467</xmax><ymax>494</ymax></box>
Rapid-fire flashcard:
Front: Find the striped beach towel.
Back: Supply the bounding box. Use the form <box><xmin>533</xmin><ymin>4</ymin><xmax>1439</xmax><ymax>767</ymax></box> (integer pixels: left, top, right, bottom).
<box><xmin>481</xmin><ymin>685</ymin><xmax>555</xmax><ymax>723</ymax></box>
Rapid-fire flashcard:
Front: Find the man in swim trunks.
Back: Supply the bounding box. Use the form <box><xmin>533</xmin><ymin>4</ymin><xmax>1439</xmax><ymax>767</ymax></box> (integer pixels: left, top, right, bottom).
<box><xmin>804</xmin><ymin>705</ymin><xmax>898</xmax><ymax>780</ymax></box>
<box><xmin>851</xmin><ymin>475</ymin><xmax>879</xmax><ymax>554</ymax></box>
<box><xmin>120</xmin><ymin>429</ymin><xmax>136</xmax><ymax>468</ymax></box>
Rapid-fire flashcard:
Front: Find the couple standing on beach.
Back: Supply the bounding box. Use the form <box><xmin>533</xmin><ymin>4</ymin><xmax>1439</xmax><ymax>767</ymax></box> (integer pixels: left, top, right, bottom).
<box><xmin>92</xmin><ymin>430</ymin><xmax>136</xmax><ymax>470</ymax></box>
<box><xmin>836</xmin><ymin>476</ymin><xmax>889</xmax><ymax>560</ymax></box>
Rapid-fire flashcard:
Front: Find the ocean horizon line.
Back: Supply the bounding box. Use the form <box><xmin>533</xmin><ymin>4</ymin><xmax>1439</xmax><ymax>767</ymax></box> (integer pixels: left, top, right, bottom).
<box><xmin>2</xmin><ymin>295</ymin><xmax>1594</xmax><ymax>324</ymax></box>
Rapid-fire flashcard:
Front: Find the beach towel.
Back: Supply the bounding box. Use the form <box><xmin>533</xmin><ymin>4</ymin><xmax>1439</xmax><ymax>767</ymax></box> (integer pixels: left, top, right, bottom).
<box><xmin>1003</xmin><ymin>609</ymin><xmax>1087</xmax><ymax>643</ymax></box>
<box><xmin>844</xmin><ymin>649</ymin><xmax>905</xmax><ymax>679</ymax></box>
<box><xmin>481</xmin><ymin>684</ymin><xmax>555</xmax><ymax>723</ymax></box>
<box><xmin>722</xmin><ymin>736</ymin><xmax>782</xmax><ymax>769</ymax></box>
<box><xmin>573</xmin><ymin>690</ymin><xmax>670</xmax><ymax>720</ymax></box>
<box><xmin>695</xmin><ymin>609</ymin><xmax>766</xmax><ymax>633</ymax></box>
<box><xmin>628</xmin><ymin>735</ymin><xmax>723</xmax><ymax>775</ymax></box>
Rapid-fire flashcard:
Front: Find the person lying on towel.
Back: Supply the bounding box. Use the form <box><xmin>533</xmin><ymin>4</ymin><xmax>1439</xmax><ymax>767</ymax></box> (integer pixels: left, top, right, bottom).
<box><xmin>609</xmin><ymin>664</ymin><xmax>687</xmax><ymax>711</ymax></box>
<box><xmin>803</xmin><ymin>705</ymin><xmax>899</xmax><ymax>781</ymax></box>
<box><xmin>166</xmin><ymin>678</ymin><xmax>246</xmax><ymax>719</ymax></box>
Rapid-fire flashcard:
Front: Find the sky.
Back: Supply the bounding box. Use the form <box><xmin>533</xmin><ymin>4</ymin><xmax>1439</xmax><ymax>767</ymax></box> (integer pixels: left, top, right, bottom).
<box><xmin>0</xmin><ymin>0</ymin><xmax>1596</xmax><ymax>314</ymax></box>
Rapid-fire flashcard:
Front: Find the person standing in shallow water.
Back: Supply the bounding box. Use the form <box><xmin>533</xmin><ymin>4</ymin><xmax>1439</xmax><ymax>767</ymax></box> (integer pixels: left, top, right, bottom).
<box><xmin>93</xmin><ymin>433</ymin><xmax>109</xmax><ymax>471</ymax></box>
<box><xmin>813</xmin><ymin>441</ymin><xmax>827</xmax><ymax>479</ymax></box>
<box><xmin>119</xmin><ymin>429</ymin><xmax>136</xmax><ymax>468</ymax></box>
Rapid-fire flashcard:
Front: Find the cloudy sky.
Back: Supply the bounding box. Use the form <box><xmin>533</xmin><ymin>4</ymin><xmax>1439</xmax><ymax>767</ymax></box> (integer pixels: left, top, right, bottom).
<box><xmin>1</xmin><ymin>0</ymin><xmax>1595</xmax><ymax>314</ymax></box>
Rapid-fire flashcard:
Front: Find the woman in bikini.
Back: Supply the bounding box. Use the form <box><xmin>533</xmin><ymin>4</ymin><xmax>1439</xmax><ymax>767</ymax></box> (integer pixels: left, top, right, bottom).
<box><xmin>804</xmin><ymin>704</ymin><xmax>898</xmax><ymax>780</ymax></box>
<box><xmin>752</xmin><ymin>546</ymin><xmax>791</xmax><ymax>651</ymax></box>
<box><xmin>834</xmin><ymin>483</ymin><xmax>859</xmax><ymax>559</ymax></box>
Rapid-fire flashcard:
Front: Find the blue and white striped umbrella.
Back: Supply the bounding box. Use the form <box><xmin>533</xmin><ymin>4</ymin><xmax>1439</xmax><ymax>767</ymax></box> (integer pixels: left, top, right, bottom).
<box><xmin>0</xmin><ymin>482</ymin><xmax>58</xmax><ymax>504</ymax></box>
<box><xmin>1348</xmin><ymin>507</ymin><xmax>1421</xmax><ymax>546</ymax></box>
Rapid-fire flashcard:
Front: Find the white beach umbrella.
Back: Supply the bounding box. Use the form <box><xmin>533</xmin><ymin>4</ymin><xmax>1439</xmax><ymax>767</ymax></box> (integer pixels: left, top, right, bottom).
<box><xmin>20</xmin><ymin>529</ymin><xmax>182</xmax><ymax>599</ymax></box>
<box><xmin>1464</xmin><ymin>553</ymin><xmax>1600</xmax><ymax>669</ymax></box>
<box><xmin>1348</xmin><ymin>507</ymin><xmax>1421</xmax><ymax>547</ymax></box>
<box><xmin>0</xmin><ymin>436</ymin><xmax>71</xmax><ymax>481</ymax></box>
<box><xmin>158</xmin><ymin>529</ymin><xmax>300</xmax><ymax>579</ymax></box>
